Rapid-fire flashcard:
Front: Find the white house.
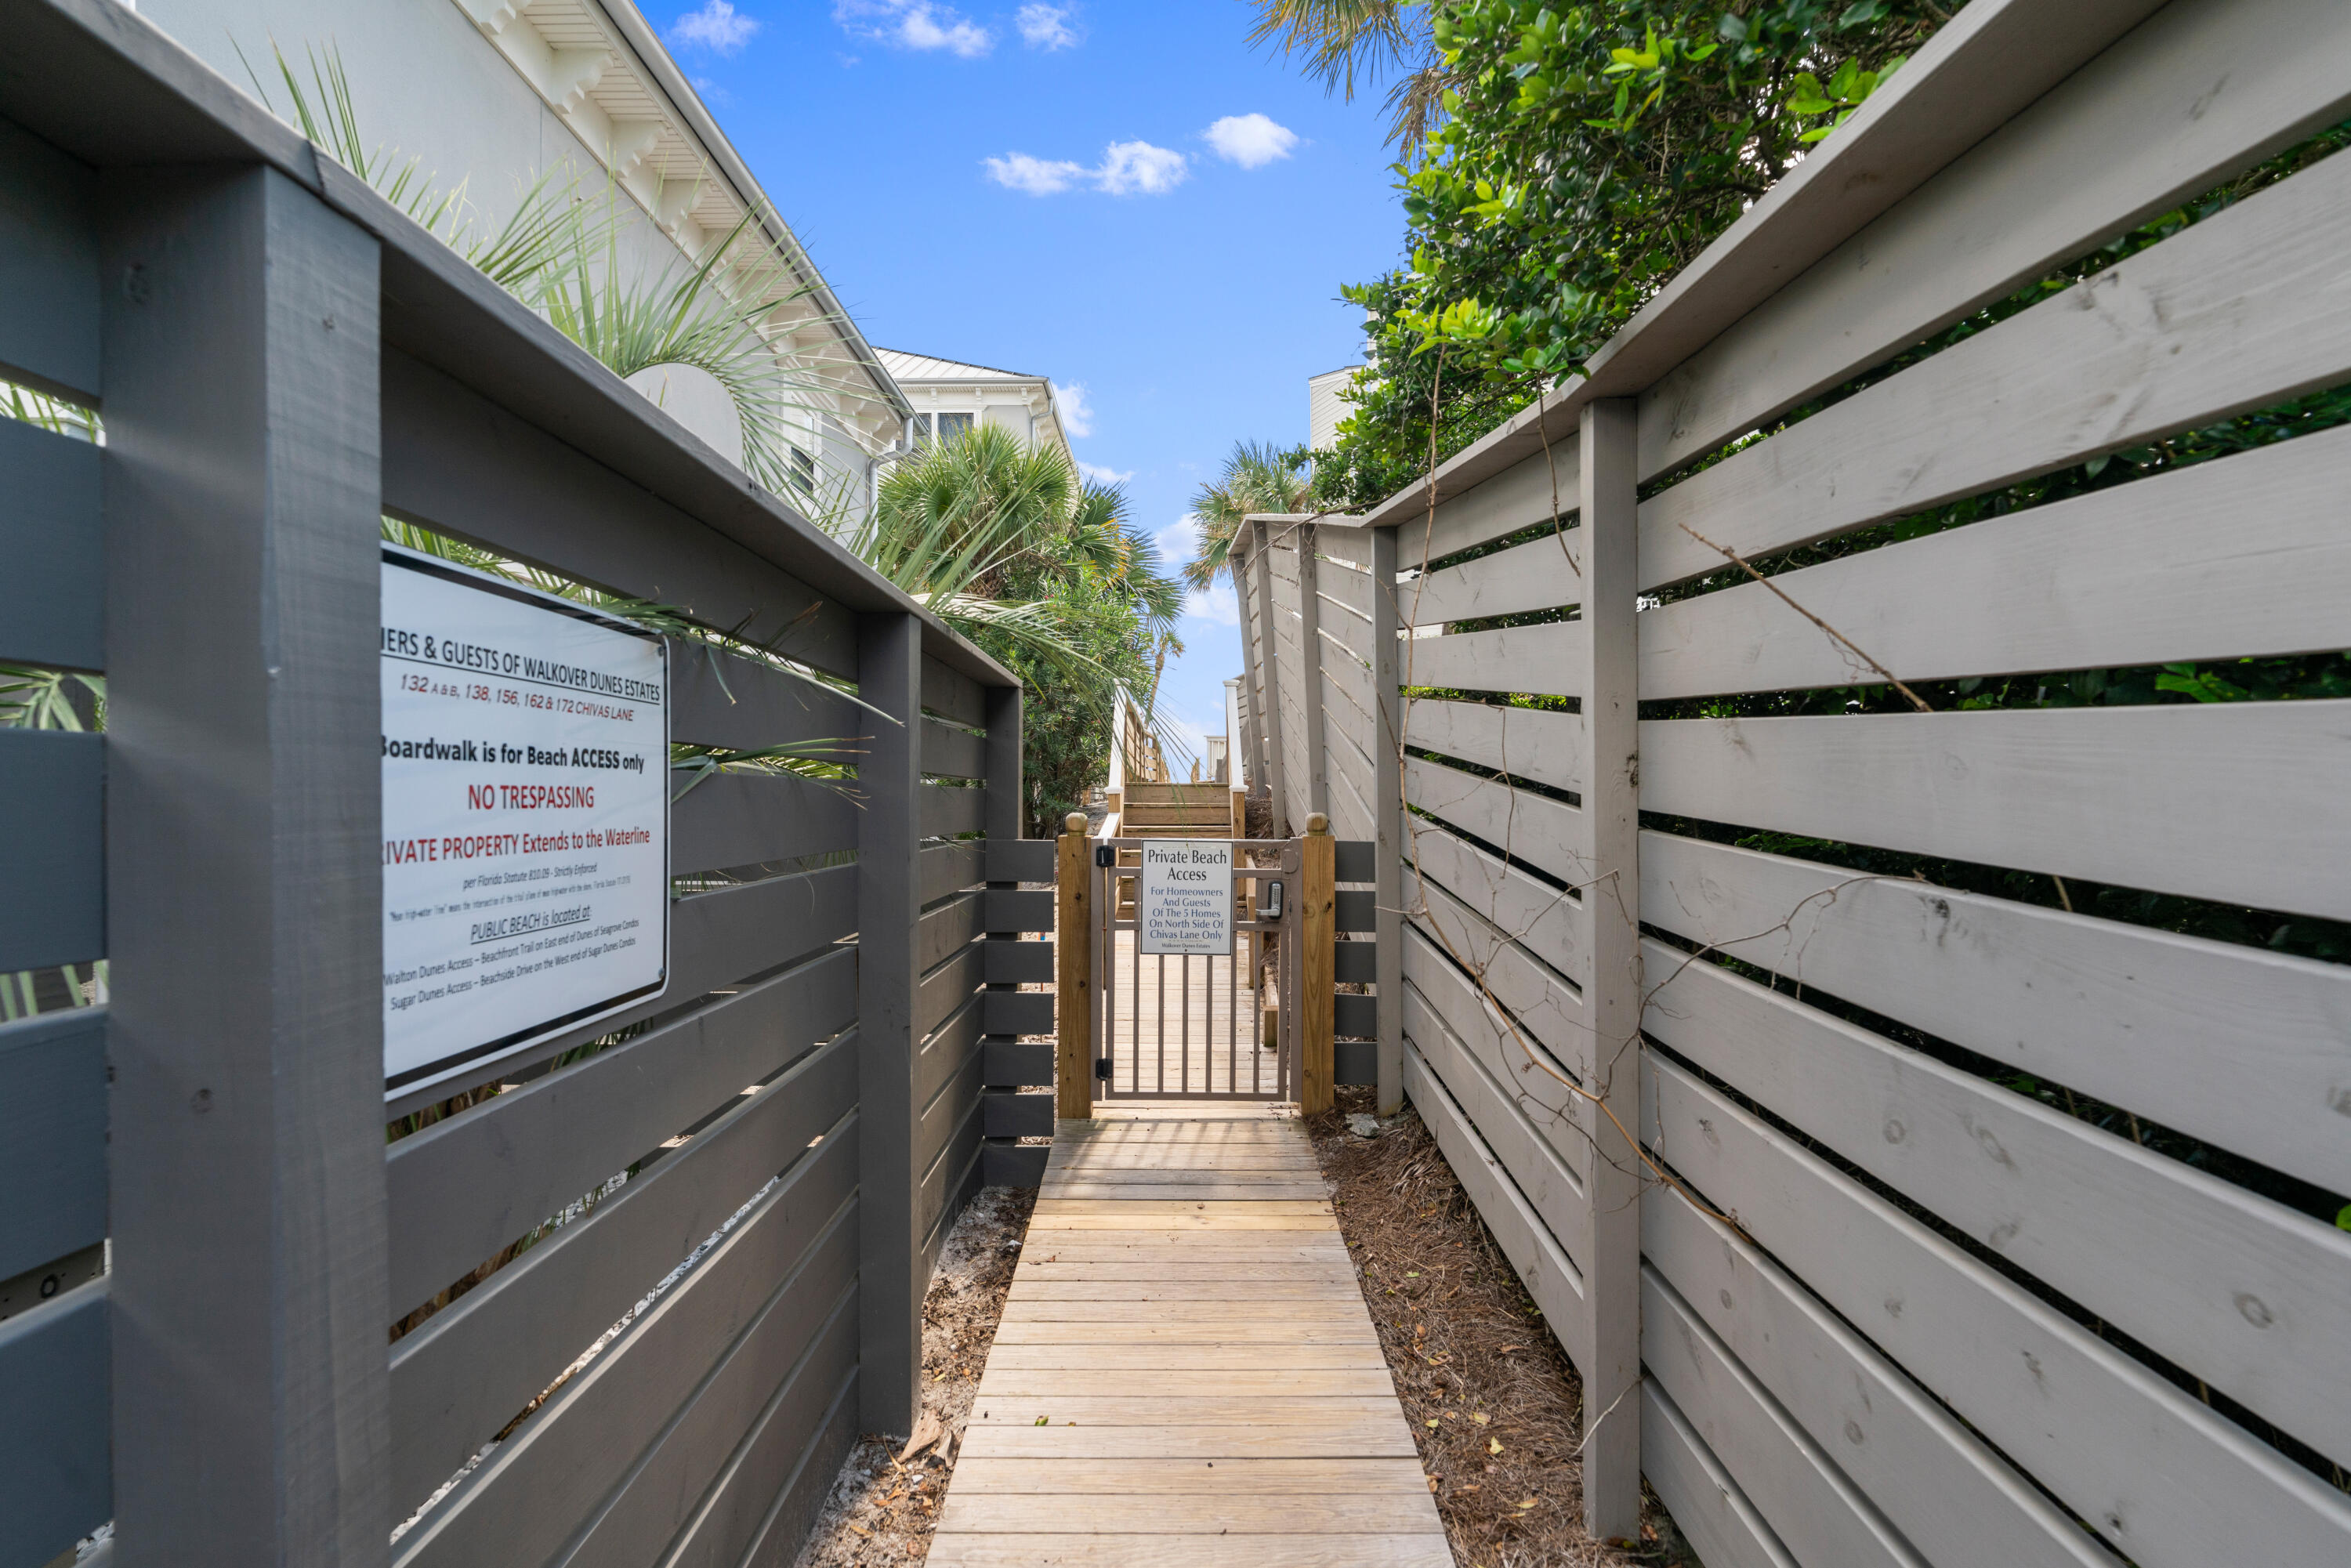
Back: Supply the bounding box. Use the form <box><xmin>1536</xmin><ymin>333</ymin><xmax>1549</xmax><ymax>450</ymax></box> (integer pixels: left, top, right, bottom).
<box><xmin>135</xmin><ymin>0</ymin><xmax>912</xmax><ymax>521</ymax></box>
<box><xmin>1308</xmin><ymin>364</ymin><xmax>1361</xmax><ymax>451</ymax></box>
<box><xmin>875</xmin><ymin>349</ymin><xmax>1078</xmax><ymax>473</ymax></box>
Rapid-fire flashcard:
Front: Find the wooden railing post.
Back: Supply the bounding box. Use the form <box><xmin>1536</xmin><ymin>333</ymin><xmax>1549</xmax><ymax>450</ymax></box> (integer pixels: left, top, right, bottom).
<box><xmin>1371</xmin><ymin>523</ymin><xmax>1406</xmax><ymax>1116</ymax></box>
<box><xmin>1294</xmin><ymin>524</ymin><xmax>1331</xmax><ymax>824</ymax></box>
<box><xmin>1299</xmin><ymin>813</ymin><xmax>1336</xmax><ymax>1116</ymax></box>
<box><xmin>1250</xmin><ymin>520</ymin><xmax>1291</xmax><ymax>831</ymax></box>
<box><xmin>1577</xmin><ymin>397</ymin><xmax>1644</xmax><ymax>1541</ymax></box>
<box><xmin>1056</xmin><ymin>813</ymin><xmax>1094</xmax><ymax>1120</ymax></box>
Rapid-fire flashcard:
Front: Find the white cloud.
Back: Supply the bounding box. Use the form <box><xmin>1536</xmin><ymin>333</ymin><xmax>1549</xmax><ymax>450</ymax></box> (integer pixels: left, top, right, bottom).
<box><xmin>1183</xmin><ymin>588</ymin><xmax>1240</xmax><ymax>628</ymax></box>
<box><xmin>1016</xmin><ymin>4</ymin><xmax>1079</xmax><ymax>49</ymax></box>
<box><xmin>984</xmin><ymin>153</ymin><xmax>1085</xmax><ymax>195</ymax></box>
<box><xmin>1052</xmin><ymin>380</ymin><xmax>1095</xmax><ymax>437</ymax></box>
<box><xmin>1097</xmin><ymin>139</ymin><xmax>1188</xmax><ymax>195</ymax></box>
<box><xmin>837</xmin><ymin>1</ymin><xmax>991</xmax><ymax>56</ymax></box>
<box><xmin>672</xmin><ymin>0</ymin><xmax>759</xmax><ymax>53</ymax></box>
<box><xmin>1204</xmin><ymin>112</ymin><xmax>1299</xmax><ymax>168</ymax></box>
<box><xmin>1077</xmin><ymin>460</ymin><xmax>1133</xmax><ymax>485</ymax></box>
<box><xmin>1155</xmin><ymin>514</ymin><xmax>1202</xmax><ymax>562</ymax></box>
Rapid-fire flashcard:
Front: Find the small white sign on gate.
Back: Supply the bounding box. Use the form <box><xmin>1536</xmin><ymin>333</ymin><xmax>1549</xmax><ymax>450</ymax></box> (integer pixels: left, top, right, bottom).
<box><xmin>1137</xmin><ymin>839</ymin><xmax>1234</xmax><ymax>957</ymax></box>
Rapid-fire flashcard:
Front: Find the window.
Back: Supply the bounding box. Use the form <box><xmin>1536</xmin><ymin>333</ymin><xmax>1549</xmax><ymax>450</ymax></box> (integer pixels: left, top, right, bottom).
<box><xmin>788</xmin><ymin>444</ymin><xmax>815</xmax><ymax>498</ymax></box>
<box><xmin>936</xmin><ymin>411</ymin><xmax>973</xmax><ymax>444</ymax></box>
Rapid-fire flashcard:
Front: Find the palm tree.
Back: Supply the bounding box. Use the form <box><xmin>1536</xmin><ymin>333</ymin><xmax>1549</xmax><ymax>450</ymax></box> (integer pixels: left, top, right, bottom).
<box><xmin>1184</xmin><ymin>440</ymin><xmax>1313</xmax><ymax>592</ymax></box>
<box><xmin>1247</xmin><ymin>2</ymin><xmax>1452</xmax><ymax>156</ymax></box>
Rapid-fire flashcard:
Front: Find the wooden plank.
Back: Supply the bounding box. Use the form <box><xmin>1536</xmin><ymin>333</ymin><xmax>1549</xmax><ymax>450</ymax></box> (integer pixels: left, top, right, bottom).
<box><xmin>1404</xmin><ymin>696</ymin><xmax>1581</xmax><ymax>793</ymax></box>
<box><xmin>928</xmin><ymin>1535</ymin><xmax>1454</xmax><ymax>1567</ymax></box>
<box><xmin>920</xmin><ymin>941</ymin><xmax>984</xmax><ymax>1040</ymax></box>
<box><xmin>393</xmin><ymin>1186</ymin><xmax>858</xmax><ymax>1565</ymax></box>
<box><xmin>984</xmin><ymin>938</ymin><xmax>1053</xmax><ymax>984</ymax></box>
<box><xmin>958</xmin><ymin>1421</ymin><xmax>1416</xmax><ymax>1458</ymax></box>
<box><xmin>1640</xmin><ymin>137</ymin><xmax>2351</xmax><ymax>590</ymax></box>
<box><xmin>987</xmin><ymin>837</ymin><xmax>1057</xmax><ymax>885</ymax></box>
<box><xmin>938</xmin><ymin>1494</ymin><xmax>1440</xmax><ymax>1534</ymax></box>
<box><xmin>923</xmin><ymin>653</ymin><xmax>987</xmax><ymax>726</ymax></box>
<box><xmin>672</xmin><ymin>767</ymin><xmax>858</xmax><ymax>876</ymax></box>
<box><xmin>922</xmin><ymin>782</ymin><xmax>988</xmax><ymax>840</ymax></box>
<box><xmin>1041</xmin><ymin>1183</ymin><xmax>1331</xmax><ymax>1203</ymax></box>
<box><xmin>1393</xmin><ymin>442</ymin><xmax>1579</xmax><ymax>568</ymax></box>
<box><xmin>1643</xmin><ymin>422</ymin><xmax>2351</xmax><ymax>700</ymax></box>
<box><xmin>1643</xmin><ymin>1053</ymin><xmax>2351</xmax><ymax>1568</ymax></box>
<box><xmin>1317</xmin><ymin>552</ymin><xmax>1375</xmax><ymax>615</ymax></box>
<box><xmin>920</xmin><ymin>891</ymin><xmax>984</xmax><ymax>972</ymax></box>
<box><xmin>984</xmin><ymin>1344</ymin><xmax>1385</xmax><ymax>1371</ymax></box>
<box><xmin>1404</xmin><ymin>753</ymin><xmax>1583</xmax><ymax>893</ymax></box>
<box><xmin>1033</xmin><ymin>1198</ymin><xmax>1331</xmax><ymax>1216</ymax></box>
<box><xmin>0</xmin><ymin>415</ymin><xmax>103</xmax><ymax>670</ymax></box>
<box><xmin>1640</xmin><ymin>701</ymin><xmax>2351</xmax><ymax>921</ymax></box>
<box><xmin>987</xmin><ymin>990</ymin><xmax>1053</xmax><ymax>1036</ymax></box>
<box><xmin>668</xmin><ymin>644</ymin><xmax>860</xmax><ymax>754</ymax></box>
<box><xmin>981</xmin><ymin>1089</ymin><xmax>1054</xmax><ymax>1139</ymax></box>
<box><xmin>1643</xmin><ymin>1266</ymin><xmax>1922</xmax><ymax>1568</ymax></box>
<box><xmin>922</xmin><ymin>838</ymin><xmax>986</xmax><ymax>904</ymax></box>
<box><xmin>1638</xmin><ymin>0</ymin><xmax>2351</xmax><ymax>480</ymax></box>
<box><xmin>982</xmin><ymin>1039</ymin><xmax>1054</xmax><ymax>1085</ymax></box>
<box><xmin>0</xmin><ymin>1009</ymin><xmax>106</xmax><ymax>1281</ymax></box>
<box><xmin>924</xmin><ymin>714</ymin><xmax>987</xmax><ymax>779</ymax></box>
<box><xmin>998</xmin><ymin>1300</ymin><xmax>1365</xmax><ymax>1324</ymax></box>
<box><xmin>387</xmin><ymin>945</ymin><xmax>855</xmax><ymax>1311</ymax></box>
<box><xmin>965</xmin><ymin>1396</ymin><xmax>1407</xmax><ymax>1426</ymax></box>
<box><xmin>985</xmin><ymin>888</ymin><xmax>1056</xmax><ymax>932</ymax></box>
<box><xmin>1645</xmin><ymin>936</ymin><xmax>2351</xmax><ymax>1461</ymax></box>
<box><xmin>1641</xmin><ymin>1379</ymin><xmax>1798</xmax><ymax>1568</ymax></box>
<box><xmin>1645</xmin><ymin>1181</ymin><xmax>2116</xmax><ymax>1568</ymax></box>
<box><xmin>1407</xmin><ymin>817</ymin><xmax>1582</xmax><ymax>982</ymax></box>
<box><xmin>1057</xmin><ymin>821</ymin><xmax>1093</xmax><ymax>1118</ymax></box>
<box><xmin>1400</xmin><ymin>1043</ymin><xmax>1589</xmax><ymax>1372</ymax></box>
<box><xmin>1002</xmin><ymin>1260</ymin><xmax>1353</xmax><ymax>1282</ymax></box>
<box><xmin>1402</xmin><ymin>621</ymin><xmax>1581</xmax><ymax>699</ymax></box>
<box><xmin>949</xmin><ymin>1458</ymin><xmax>1422</xmax><ymax>1493</ymax></box>
<box><xmin>1409</xmin><ymin>872</ymin><xmax>1581</xmax><ymax>1068</ymax></box>
<box><xmin>0</xmin><ymin>118</ymin><xmax>100</xmax><ymax>401</ymax></box>
<box><xmin>0</xmin><ymin>728</ymin><xmax>101</xmax><ymax>969</ymax></box>
<box><xmin>389</xmin><ymin>1083</ymin><xmax>857</xmax><ymax>1512</ymax></box>
<box><xmin>1402</xmin><ymin>527</ymin><xmax>1582</xmax><ymax>628</ymax></box>
<box><xmin>0</xmin><ymin>1278</ymin><xmax>109</xmax><ymax>1568</ymax></box>
<box><xmin>1642</xmin><ymin>829</ymin><xmax>2351</xmax><ymax>1195</ymax></box>
<box><xmin>996</xmin><ymin>1282</ymin><xmax>1366</xmax><ymax>1305</ymax></box>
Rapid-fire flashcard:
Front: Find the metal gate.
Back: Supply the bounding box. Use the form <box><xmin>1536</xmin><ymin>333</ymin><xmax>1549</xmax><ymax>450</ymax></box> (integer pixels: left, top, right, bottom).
<box><xmin>1092</xmin><ymin>837</ymin><xmax>1299</xmax><ymax>1100</ymax></box>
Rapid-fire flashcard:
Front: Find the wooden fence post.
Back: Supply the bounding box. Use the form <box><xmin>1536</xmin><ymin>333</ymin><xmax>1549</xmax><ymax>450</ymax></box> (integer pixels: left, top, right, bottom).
<box><xmin>1056</xmin><ymin>813</ymin><xmax>1093</xmax><ymax>1120</ymax></box>
<box><xmin>1249</xmin><ymin>521</ymin><xmax>1291</xmax><ymax>832</ymax></box>
<box><xmin>857</xmin><ymin>610</ymin><xmax>924</xmax><ymax>1437</ymax></box>
<box><xmin>1231</xmin><ymin>537</ymin><xmax>1268</xmax><ymax>798</ymax></box>
<box><xmin>1577</xmin><ymin>397</ymin><xmax>1644</xmax><ymax>1541</ymax></box>
<box><xmin>1294</xmin><ymin>524</ymin><xmax>1331</xmax><ymax>824</ymax></box>
<box><xmin>1299</xmin><ymin>813</ymin><xmax>1336</xmax><ymax>1116</ymax></box>
<box><xmin>1371</xmin><ymin>524</ymin><xmax>1406</xmax><ymax>1115</ymax></box>
<box><xmin>103</xmin><ymin>165</ymin><xmax>392</xmax><ymax>1564</ymax></box>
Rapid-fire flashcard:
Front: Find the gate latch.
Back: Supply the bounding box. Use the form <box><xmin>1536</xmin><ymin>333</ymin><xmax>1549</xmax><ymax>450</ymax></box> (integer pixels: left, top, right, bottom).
<box><xmin>1094</xmin><ymin>844</ymin><xmax>1114</xmax><ymax>868</ymax></box>
<box><xmin>1261</xmin><ymin>879</ymin><xmax>1284</xmax><ymax>919</ymax></box>
<box><xmin>1094</xmin><ymin>1057</ymin><xmax>1112</xmax><ymax>1080</ymax></box>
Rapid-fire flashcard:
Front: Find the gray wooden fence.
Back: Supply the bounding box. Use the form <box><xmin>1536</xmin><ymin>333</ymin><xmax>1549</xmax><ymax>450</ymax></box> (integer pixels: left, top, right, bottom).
<box><xmin>0</xmin><ymin>2</ymin><xmax>1059</xmax><ymax>1563</ymax></box>
<box><xmin>1234</xmin><ymin>0</ymin><xmax>2351</xmax><ymax>1557</ymax></box>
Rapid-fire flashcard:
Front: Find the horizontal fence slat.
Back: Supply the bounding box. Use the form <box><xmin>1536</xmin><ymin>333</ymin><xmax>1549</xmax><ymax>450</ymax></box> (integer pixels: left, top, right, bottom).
<box><xmin>1403</xmin><ymin>621</ymin><xmax>1583</xmax><ymax>700</ymax></box>
<box><xmin>983</xmin><ymin>1041</ymin><xmax>1053</xmax><ymax>1086</ymax></box>
<box><xmin>919</xmin><ymin>943</ymin><xmax>984</xmax><ymax>1041</ymax></box>
<box><xmin>668</xmin><ymin>646</ymin><xmax>862</xmax><ymax>753</ymax></box>
<box><xmin>0</xmin><ymin>417</ymin><xmax>101</xmax><ymax>670</ymax></box>
<box><xmin>672</xmin><ymin>768</ymin><xmax>858</xmax><ymax>877</ymax></box>
<box><xmin>1645</xmin><ymin>1185</ymin><xmax>2115</xmax><ymax>1568</ymax></box>
<box><xmin>986</xmin><ymin>992</ymin><xmax>1053</xmax><ymax>1036</ymax></box>
<box><xmin>983</xmin><ymin>1144</ymin><xmax>1050</xmax><ymax>1186</ymax></box>
<box><xmin>1642</xmin><ymin>1266</ymin><xmax>1918</xmax><ymax>1568</ymax></box>
<box><xmin>1640</xmin><ymin>421</ymin><xmax>2351</xmax><ymax>700</ymax></box>
<box><xmin>394</xmin><ymin>1153</ymin><xmax>860</xmax><ymax>1566</ymax></box>
<box><xmin>0</xmin><ymin>118</ymin><xmax>100</xmax><ymax>400</ymax></box>
<box><xmin>1320</xmin><ymin>636</ymin><xmax>1374</xmax><ymax>713</ymax></box>
<box><xmin>920</xmin><ymin>784</ymin><xmax>987</xmax><ymax>841</ymax></box>
<box><xmin>986</xmin><ymin>839</ymin><xmax>1055</xmax><ymax>885</ymax></box>
<box><xmin>922</xmin><ymin>715</ymin><xmax>987</xmax><ymax>779</ymax></box>
<box><xmin>0</xmin><ymin>1009</ymin><xmax>106</xmax><ymax>1281</ymax></box>
<box><xmin>984</xmin><ymin>939</ymin><xmax>1053</xmax><ymax>985</ymax></box>
<box><xmin>1317</xmin><ymin>607</ymin><xmax>1372</xmax><ymax>664</ymax></box>
<box><xmin>391</xmin><ymin>1075</ymin><xmax>857</xmax><ymax>1516</ymax></box>
<box><xmin>1335</xmin><ymin>943</ymin><xmax>1377</xmax><ymax>984</ymax></box>
<box><xmin>921</xmin><ymin>655</ymin><xmax>986</xmax><ymax>727</ymax></box>
<box><xmin>388</xmin><ymin>946</ymin><xmax>856</xmax><ymax>1312</ymax></box>
<box><xmin>1641</xmin><ymin>830</ymin><xmax>2351</xmax><ymax>1194</ymax></box>
<box><xmin>983</xmin><ymin>1089</ymin><xmax>1054</xmax><ymax>1139</ymax></box>
<box><xmin>1404</xmin><ymin>697</ymin><xmax>1581</xmax><ymax>795</ymax></box>
<box><xmin>918</xmin><ymin>891</ymin><xmax>982</xmax><ymax>974</ymax></box>
<box><xmin>1643</xmin><ymin>1053</ymin><xmax>2351</xmax><ymax>1568</ymax></box>
<box><xmin>0</xmin><ymin>728</ymin><xmax>101</xmax><ymax>970</ymax></box>
<box><xmin>919</xmin><ymin>1092</ymin><xmax>986</xmax><ymax>1255</ymax></box>
<box><xmin>984</xmin><ymin>889</ymin><xmax>1055</xmax><ymax>932</ymax></box>
<box><xmin>1645</xmin><ymin>936</ymin><xmax>2351</xmax><ymax>1462</ymax></box>
<box><xmin>1401</xmin><ymin>528</ymin><xmax>1582</xmax><ymax>628</ymax></box>
<box><xmin>1403</xmin><ymin>1039</ymin><xmax>1589</xmax><ymax>1371</ymax></box>
<box><xmin>1404</xmin><ymin>754</ymin><xmax>1582</xmax><ymax>890</ymax></box>
<box><xmin>0</xmin><ymin>1279</ymin><xmax>108</xmax><ymax>1568</ymax></box>
<box><xmin>1394</xmin><ymin>444</ymin><xmax>1578</xmax><ymax>568</ymax></box>
<box><xmin>1640</xmin><ymin>1378</ymin><xmax>1795</xmax><ymax>1568</ymax></box>
<box><xmin>1332</xmin><ymin>840</ymin><xmax>1378</xmax><ymax>884</ymax></box>
<box><xmin>1334</xmin><ymin>1038</ymin><xmax>1375</xmax><ymax>1085</ymax></box>
<box><xmin>1640</xmin><ymin>141</ymin><xmax>2351</xmax><ymax>591</ymax></box>
<box><xmin>1317</xmin><ymin>552</ymin><xmax>1373</xmax><ymax>614</ymax></box>
<box><xmin>1411</xmin><ymin>875</ymin><xmax>1581</xmax><ymax>1071</ymax></box>
<box><xmin>1404</xmin><ymin>928</ymin><xmax>1589</xmax><ymax>1187</ymax></box>
<box><xmin>574</xmin><ymin>1275</ymin><xmax>858</xmax><ymax>1568</ymax></box>
<box><xmin>922</xmin><ymin>839</ymin><xmax>984</xmax><ymax>905</ymax></box>
<box><xmin>1407</xmin><ymin>818</ymin><xmax>1583</xmax><ymax>983</ymax></box>
<box><xmin>1332</xmin><ymin>889</ymin><xmax>1376</xmax><ymax>933</ymax></box>
<box><xmin>1637</xmin><ymin>0</ymin><xmax>2351</xmax><ymax>481</ymax></box>
<box><xmin>1333</xmin><ymin>993</ymin><xmax>1376</xmax><ymax>1041</ymax></box>
<box><xmin>1640</xmin><ymin>701</ymin><xmax>2351</xmax><ymax>921</ymax></box>
<box><xmin>382</xmin><ymin>349</ymin><xmax>857</xmax><ymax>677</ymax></box>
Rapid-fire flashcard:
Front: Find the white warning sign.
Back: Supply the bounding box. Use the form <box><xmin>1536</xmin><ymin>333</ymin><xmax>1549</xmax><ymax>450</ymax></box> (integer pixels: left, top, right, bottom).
<box><xmin>1137</xmin><ymin>839</ymin><xmax>1234</xmax><ymax>957</ymax></box>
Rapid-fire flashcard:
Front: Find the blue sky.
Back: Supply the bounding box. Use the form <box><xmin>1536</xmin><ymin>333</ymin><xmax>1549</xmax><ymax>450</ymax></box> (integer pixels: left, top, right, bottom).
<box><xmin>658</xmin><ymin>0</ymin><xmax>1405</xmax><ymax>761</ymax></box>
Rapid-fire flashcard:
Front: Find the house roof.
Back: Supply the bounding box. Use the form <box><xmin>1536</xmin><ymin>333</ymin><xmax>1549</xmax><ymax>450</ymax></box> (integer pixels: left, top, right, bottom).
<box><xmin>875</xmin><ymin>349</ymin><xmax>1048</xmax><ymax>385</ymax></box>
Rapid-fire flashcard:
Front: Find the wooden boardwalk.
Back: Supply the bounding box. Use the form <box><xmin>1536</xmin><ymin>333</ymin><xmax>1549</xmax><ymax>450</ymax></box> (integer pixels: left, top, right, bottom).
<box><xmin>1100</xmin><ymin>932</ymin><xmax>1279</xmax><ymax>1100</ymax></box>
<box><xmin>930</xmin><ymin>1108</ymin><xmax>1448</xmax><ymax>1566</ymax></box>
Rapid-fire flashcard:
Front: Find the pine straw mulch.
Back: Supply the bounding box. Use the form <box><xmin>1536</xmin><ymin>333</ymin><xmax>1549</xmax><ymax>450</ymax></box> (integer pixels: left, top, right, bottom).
<box><xmin>794</xmin><ymin>1183</ymin><xmax>1037</xmax><ymax>1567</ymax></box>
<box><xmin>1310</xmin><ymin>1086</ymin><xmax>1701</xmax><ymax>1568</ymax></box>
